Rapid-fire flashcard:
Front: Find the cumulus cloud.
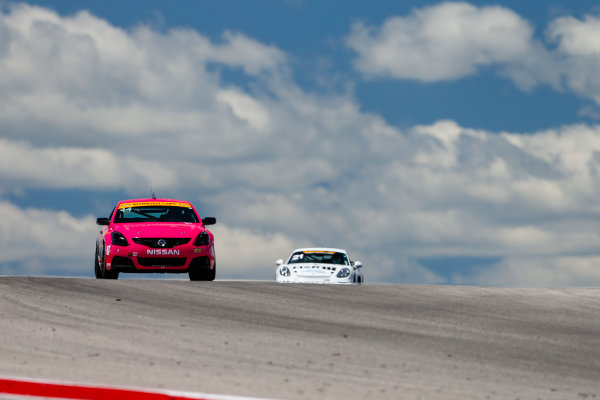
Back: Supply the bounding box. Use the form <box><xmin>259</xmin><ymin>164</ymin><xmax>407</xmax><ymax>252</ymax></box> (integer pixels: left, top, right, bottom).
<box><xmin>217</xmin><ymin>89</ymin><xmax>272</xmax><ymax>132</ymax></box>
<box><xmin>3</xmin><ymin>3</ymin><xmax>600</xmax><ymax>286</ymax></box>
<box><xmin>346</xmin><ymin>2</ymin><xmax>542</xmax><ymax>82</ymax></box>
<box><xmin>0</xmin><ymin>201</ymin><xmax>96</xmax><ymax>274</ymax></box>
<box><xmin>546</xmin><ymin>14</ymin><xmax>600</xmax><ymax>105</ymax></box>
<box><xmin>211</xmin><ymin>224</ymin><xmax>305</xmax><ymax>280</ymax></box>
<box><xmin>345</xmin><ymin>1</ymin><xmax>600</xmax><ymax>103</ymax></box>
<box><xmin>456</xmin><ymin>256</ymin><xmax>600</xmax><ymax>287</ymax></box>
<box><xmin>0</xmin><ymin>139</ymin><xmax>178</xmax><ymax>190</ymax></box>
<box><xmin>0</xmin><ymin>3</ymin><xmax>285</xmax><ymax>139</ymax></box>
<box><xmin>0</xmin><ymin>3</ymin><xmax>288</xmax><ymax>192</ymax></box>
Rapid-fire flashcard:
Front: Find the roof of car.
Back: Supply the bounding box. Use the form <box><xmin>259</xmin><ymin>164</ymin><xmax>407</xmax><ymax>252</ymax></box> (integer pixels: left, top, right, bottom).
<box><xmin>115</xmin><ymin>198</ymin><xmax>195</xmax><ymax>209</ymax></box>
<box><xmin>291</xmin><ymin>247</ymin><xmax>347</xmax><ymax>254</ymax></box>
<box><xmin>118</xmin><ymin>198</ymin><xmax>189</xmax><ymax>204</ymax></box>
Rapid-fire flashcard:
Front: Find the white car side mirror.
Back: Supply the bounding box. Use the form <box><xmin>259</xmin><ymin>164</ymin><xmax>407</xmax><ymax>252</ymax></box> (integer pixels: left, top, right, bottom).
<box><xmin>352</xmin><ymin>261</ymin><xmax>363</xmax><ymax>268</ymax></box>
<box><xmin>276</xmin><ymin>259</ymin><xmax>283</xmax><ymax>266</ymax></box>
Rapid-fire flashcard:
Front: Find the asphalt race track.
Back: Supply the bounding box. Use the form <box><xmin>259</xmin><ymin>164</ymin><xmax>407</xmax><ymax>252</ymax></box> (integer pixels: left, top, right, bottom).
<box><xmin>1</xmin><ymin>277</ymin><xmax>599</xmax><ymax>400</ymax></box>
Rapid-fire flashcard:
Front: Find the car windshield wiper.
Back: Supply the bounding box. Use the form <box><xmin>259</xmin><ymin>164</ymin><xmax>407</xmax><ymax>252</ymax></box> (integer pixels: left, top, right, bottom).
<box><xmin>130</xmin><ymin>209</ymin><xmax>161</xmax><ymax>221</ymax></box>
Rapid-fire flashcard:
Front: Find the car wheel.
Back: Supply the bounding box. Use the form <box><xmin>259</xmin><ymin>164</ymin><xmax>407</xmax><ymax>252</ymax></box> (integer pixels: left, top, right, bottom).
<box><xmin>206</xmin><ymin>262</ymin><xmax>216</xmax><ymax>281</ymax></box>
<box><xmin>189</xmin><ymin>261</ymin><xmax>216</xmax><ymax>281</ymax></box>
<box><xmin>94</xmin><ymin>245</ymin><xmax>103</xmax><ymax>279</ymax></box>
<box><xmin>100</xmin><ymin>246</ymin><xmax>119</xmax><ymax>280</ymax></box>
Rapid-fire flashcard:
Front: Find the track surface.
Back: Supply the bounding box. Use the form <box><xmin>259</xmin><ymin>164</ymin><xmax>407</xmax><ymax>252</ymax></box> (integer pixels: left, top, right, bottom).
<box><xmin>0</xmin><ymin>277</ymin><xmax>599</xmax><ymax>399</ymax></box>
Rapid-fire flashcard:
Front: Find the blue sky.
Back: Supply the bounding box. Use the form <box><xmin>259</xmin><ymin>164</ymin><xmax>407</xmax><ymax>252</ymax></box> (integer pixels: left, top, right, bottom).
<box><xmin>26</xmin><ymin>0</ymin><xmax>600</xmax><ymax>132</ymax></box>
<box><xmin>3</xmin><ymin>0</ymin><xmax>600</xmax><ymax>285</ymax></box>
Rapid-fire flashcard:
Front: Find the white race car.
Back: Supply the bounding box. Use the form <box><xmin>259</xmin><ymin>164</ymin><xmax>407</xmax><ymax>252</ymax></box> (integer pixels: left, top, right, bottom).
<box><xmin>275</xmin><ymin>248</ymin><xmax>364</xmax><ymax>284</ymax></box>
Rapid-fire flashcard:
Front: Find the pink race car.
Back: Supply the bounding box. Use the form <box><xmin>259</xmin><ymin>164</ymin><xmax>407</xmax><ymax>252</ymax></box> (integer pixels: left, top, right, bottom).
<box><xmin>95</xmin><ymin>198</ymin><xmax>216</xmax><ymax>280</ymax></box>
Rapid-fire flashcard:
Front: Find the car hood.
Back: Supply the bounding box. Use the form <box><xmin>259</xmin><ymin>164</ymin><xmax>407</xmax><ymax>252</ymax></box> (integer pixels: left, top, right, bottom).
<box><xmin>287</xmin><ymin>263</ymin><xmax>346</xmax><ymax>272</ymax></box>
<box><xmin>115</xmin><ymin>223</ymin><xmax>205</xmax><ymax>238</ymax></box>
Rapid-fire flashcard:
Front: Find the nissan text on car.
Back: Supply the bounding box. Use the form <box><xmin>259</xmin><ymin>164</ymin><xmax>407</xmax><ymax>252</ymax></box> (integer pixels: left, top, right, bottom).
<box><xmin>95</xmin><ymin>198</ymin><xmax>216</xmax><ymax>281</ymax></box>
<box><xmin>275</xmin><ymin>248</ymin><xmax>364</xmax><ymax>284</ymax></box>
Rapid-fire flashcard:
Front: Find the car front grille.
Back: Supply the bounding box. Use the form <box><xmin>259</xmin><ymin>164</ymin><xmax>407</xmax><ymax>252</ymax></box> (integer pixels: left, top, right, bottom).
<box><xmin>111</xmin><ymin>256</ymin><xmax>135</xmax><ymax>267</ymax></box>
<box><xmin>132</xmin><ymin>238</ymin><xmax>191</xmax><ymax>248</ymax></box>
<box><xmin>137</xmin><ymin>257</ymin><xmax>186</xmax><ymax>267</ymax></box>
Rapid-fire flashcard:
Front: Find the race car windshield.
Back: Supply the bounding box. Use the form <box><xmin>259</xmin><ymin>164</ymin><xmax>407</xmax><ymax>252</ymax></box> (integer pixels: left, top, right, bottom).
<box><xmin>114</xmin><ymin>206</ymin><xmax>199</xmax><ymax>223</ymax></box>
<box><xmin>287</xmin><ymin>251</ymin><xmax>349</xmax><ymax>265</ymax></box>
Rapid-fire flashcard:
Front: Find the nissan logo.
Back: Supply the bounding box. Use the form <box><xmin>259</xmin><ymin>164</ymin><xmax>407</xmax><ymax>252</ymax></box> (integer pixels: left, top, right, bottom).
<box><xmin>157</xmin><ymin>239</ymin><xmax>167</xmax><ymax>247</ymax></box>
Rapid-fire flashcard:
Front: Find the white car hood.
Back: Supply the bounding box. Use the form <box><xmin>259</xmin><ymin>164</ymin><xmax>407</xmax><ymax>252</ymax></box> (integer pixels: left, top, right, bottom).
<box><xmin>289</xmin><ymin>263</ymin><xmax>342</xmax><ymax>276</ymax></box>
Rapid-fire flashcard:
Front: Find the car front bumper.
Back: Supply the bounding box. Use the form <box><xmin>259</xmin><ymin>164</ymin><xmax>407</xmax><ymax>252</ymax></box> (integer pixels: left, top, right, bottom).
<box><xmin>275</xmin><ymin>274</ymin><xmax>355</xmax><ymax>284</ymax></box>
<box><xmin>105</xmin><ymin>243</ymin><xmax>215</xmax><ymax>273</ymax></box>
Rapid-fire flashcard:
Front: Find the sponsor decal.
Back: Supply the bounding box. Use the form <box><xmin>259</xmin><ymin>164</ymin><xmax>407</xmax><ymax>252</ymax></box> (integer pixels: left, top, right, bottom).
<box><xmin>303</xmin><ymin>250</ymin><xmax>335</xmax><ymax>254</ymax></box>
<box><xmin>147</xmin><ymin>249</ymin><xmax>180</xmax><ymax>255</ymax></box>
<box><xmin>128</xmin><ymin>252</ymin><xmax>138</xmax><ymax>257</ymax></box>
<box><xmin>118</xmin><ymin>201</ymin><xmax>191</xmax><ymax>209</ymax></box>
<box><xmin>106</xmin><ymin>245</ymin><xmax>111</xmax><ymax>255</ymax></box>
<box><xmin>193</xmin><ymin>248</ymin><xmax>202</xmax><ymax>254</ymax></box>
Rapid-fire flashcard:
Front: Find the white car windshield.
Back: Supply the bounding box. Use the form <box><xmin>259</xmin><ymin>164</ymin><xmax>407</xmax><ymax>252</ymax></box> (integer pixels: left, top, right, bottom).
<box><xmin>288</xmin><ymin>251</ymin><xmax>349</xmax><ymax>265</ymax></box>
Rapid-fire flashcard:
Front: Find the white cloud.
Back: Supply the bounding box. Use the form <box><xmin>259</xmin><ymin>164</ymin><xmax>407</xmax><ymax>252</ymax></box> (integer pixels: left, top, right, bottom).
<box><xmin>457</xmin><ymin>256</ymin><xmax>600</xmax><ymax>287</ymax></box>
<box><xmin>211</xmin><ymin>224</ymin><xmax>305</xmax><ymax>280</ymax></box>
<box><xmin>0</xmin><ymin>3</ymin><xmax>285</xmax><ymax>141</ymax></box>
<box><xmin>547</xmin><ymin>14</ymin><xmax>600</xmax><ymax>105</ymax></box>
<box><xmin>217</xmin><ymin>89</ymin><xmax>272</xmax><ymax>132</ymax></box>
<box><xmin>209</xmin><ymin>31</ymin><xmax>287</xmax><ymax>75</ymax></box>
<box><xmin>0</xmin><ymin>138</ymin><xmax>179</xmax><ymax>191</ymax></box>
<box><xmin>346</xmin><ymin>2</ymin><xmax>600</xmax><ymax>102</ymax></box>
<box><xmin>0</xmin><ymin>201</ymin><xmax>96</xmax><ymax>268</ymax></box>
<box><xmin>346</xmin><ymin>2</ymin><xmax>538</xmax><ymax>82</ymax></box>
<box><xmin>547</xmin><ymin>15</ymin><xmax>600</xmax><ymax>57</ymax></box>
<box><xmin>0</xmin><ymin>3</ymin><xmax>289</xmax><ymax>193</ymax></box>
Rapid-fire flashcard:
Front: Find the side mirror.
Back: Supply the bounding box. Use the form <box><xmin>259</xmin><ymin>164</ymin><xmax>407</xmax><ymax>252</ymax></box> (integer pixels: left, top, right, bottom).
<box><xmin>276</xmin><ymin>259</ymin><xmax>283</xmax><ymax>266</ymax></box>
<box><xmin>352</xmin><ymin>261</ymin><xmax>363</xmax><ymax>269</ymax></box>
<box><xmin>202</xmin><ymin>217</ymin><xmax>217</xmax><ymax>225</ymax></box>
<box><xmin>96</xmin><ymin>217</ymin><xmax>110</xmax><ymax>225</ymax></box>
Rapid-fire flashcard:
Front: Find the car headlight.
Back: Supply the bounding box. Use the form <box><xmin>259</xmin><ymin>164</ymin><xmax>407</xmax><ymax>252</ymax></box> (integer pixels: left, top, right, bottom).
<box><xmin>279</xmin><ymin>266</ymin><xmax>291</xmax><ymax>277</ymax></box>
<box><xmin>336</xmin><ymin>268</ymin><xmax>351</xmax><ymax>278</ymax></box>
<box><xmin>111</xmin><ymin>231</ymin><xmax>129</xmax><ymax>246</ymax></box>
<box><xmin>194</xmin><ymin>231</ymin><xmax>210</xmax><ymax>246</ymax></box>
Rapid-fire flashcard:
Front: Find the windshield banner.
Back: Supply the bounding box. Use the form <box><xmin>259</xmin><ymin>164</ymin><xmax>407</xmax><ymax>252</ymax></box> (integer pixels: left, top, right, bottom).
<box><xmin>118</xmin><ymin>201</ymin><xmax>191</xmax><ymax>209</ymax></box>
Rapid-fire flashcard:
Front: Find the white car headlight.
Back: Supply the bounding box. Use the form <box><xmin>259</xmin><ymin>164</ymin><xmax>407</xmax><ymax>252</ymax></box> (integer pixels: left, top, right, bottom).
<box><xmin>336</xmin><ymin>268</ymin><xmax>351</xmax><ymax>278</ymax></box>
<box><xmin>279</xmin><ymin>266</ymin><xmax>291</xmax><ymax>277</ymax></box>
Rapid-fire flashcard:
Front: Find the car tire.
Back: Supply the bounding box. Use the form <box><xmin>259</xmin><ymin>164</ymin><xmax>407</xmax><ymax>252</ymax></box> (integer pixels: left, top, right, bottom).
<box><xmin>94</xmin><ymin>245</ymin><xmax>103</xmax><ymax>279</ymax></box>
<box><xmin>189</xmin><ymin>261</ymin><xmax>216</xmax><ymax>281</ymax></box>
<box><xmin>100</xmin><ymin>245</ymin><xmax>119</xmax><ymax>280</ymax></box>
<box><xmin>206</xmin><ymin>262</ymin><xmax>216</xmax><ymax>281</ymax></box>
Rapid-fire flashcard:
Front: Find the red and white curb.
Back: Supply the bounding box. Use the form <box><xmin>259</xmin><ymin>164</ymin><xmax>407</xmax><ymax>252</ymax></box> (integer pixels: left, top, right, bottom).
<box><xmin>0</xmin><ymin>377</ymin><xmax>274</xmax><ymax>400</ymax></box>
